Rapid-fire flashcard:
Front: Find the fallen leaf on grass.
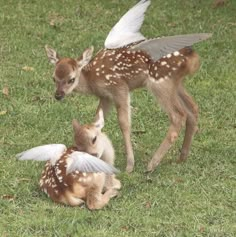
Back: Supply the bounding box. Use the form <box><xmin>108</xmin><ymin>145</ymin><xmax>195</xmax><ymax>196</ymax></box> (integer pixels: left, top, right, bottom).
<box><xmin>17</xmin><ymin>178</ymin><xmax>31</xmax><ymax>182</ymax></box>
<box><xmin>31</xmin><ymin>96</ymin><xmax>47</xmax><ymax>103</ymax></box>
<box><xmin>0</xmin><ymin>111</ymin><xmax>7</xmax><ymax>116</ymax></box>
<box><xmin>48</xmin><ymin>13</ymin><xmax>64</xmax><ymax>27</ymax></box>
<box><xmin>1</xmin><ymin>195</ymin><xmax>15</xmax><ymax>201</ymax></box>
<box><xmin>2</xmin><ymin>87</ymin><xmax>9</xmax><ymax>96</ymax></box>
<box><xmin>174</xmin><ymin>177</ymin><xmax>184</xmax><ymax>184</ymax></box>
<box><xmin>121</xmin><ymin>226</ymin><xmax>129</xmax><ymax>231</ymax></box>
<box><xmin>22</xmin><ymin>66</ymin><xmax>34</xmax><ymax>72</ymax></box>
<box><xmin>199</xmin><ymin>226</ymin><xmax>205</xmax><ymax>233</ymax></box>
<box><xmin>145</xmin><ymin>201</ymin><xmax>152</xmax><ymax>208</ymax></box>
<box><xmin>167</xmin><ymin>22</ymin><xmax>177</xmax><ymax>28</ymax></box>
<box><xmin>212</xmin><ymin>0</ymin><xmax>227</xmax><ymax>8</ymax></box>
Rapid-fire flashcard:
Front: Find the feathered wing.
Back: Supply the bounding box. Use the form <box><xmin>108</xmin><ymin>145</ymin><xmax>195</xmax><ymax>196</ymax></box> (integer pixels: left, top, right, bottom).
<box><xmin>16</xmin><ymin>144</ymin><xmax>67</xmax><ymax>165</ymax></box>
<box><xmin>131</xmin><ymin>33</ymin><xmax>212</xmax><ymax>61</ymax></box>
<box><xmin>104</xmin><ymin>0</ymin><xmax>151</xmax><ymax>49</ymax></box>
<box><xmin>66</xmin><ymin>151</ymin><xmax>120</xmax><ymax>175</ymax></box>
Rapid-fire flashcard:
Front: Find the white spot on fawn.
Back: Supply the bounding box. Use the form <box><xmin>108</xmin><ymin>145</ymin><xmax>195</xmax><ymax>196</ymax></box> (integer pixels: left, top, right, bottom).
<box><xmin>173</xmin><ymin>51</ymin><xmax>180</xmax><ymax>56</ymax></box>
<box><xmin>56</xmin><ymin>169</ymin><xmax>61</xmax><ymax>175</ymax></box>
<box><xmin>105</xmin><ymin>74</ymin><xmax>113</xmax><ymax>80</ymax></box>
<box><xmin>150</xmin><ymin>77</ymin><xmax>156</xmax><ymax>83</ymax></box>
<box><xmin>167</xmin><ymin>54</ymin><xmax>172</xmax><ymax>58</ymax></box>
<box><xmin>161</xmin><ymin>61</ymin><xmax>167</xmax><ymax>66</ymax></box>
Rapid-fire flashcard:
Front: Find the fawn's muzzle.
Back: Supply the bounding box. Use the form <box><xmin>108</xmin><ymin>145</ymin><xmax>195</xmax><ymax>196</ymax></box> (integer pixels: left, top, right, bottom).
<box><xmin>55</xmin><ymin>92</ymin><xmax>65</xmax><ymax>100</ymax></box>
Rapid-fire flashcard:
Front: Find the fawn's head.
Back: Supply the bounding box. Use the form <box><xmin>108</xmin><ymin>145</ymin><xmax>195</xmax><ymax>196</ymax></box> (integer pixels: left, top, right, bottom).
<box><xmin>45</xmin><ymin>45</ymin><xmax>94</xmax><ymax>100</ymax></box>
<box><xmin>72</xmin><ymin>109</ymin><xmax>105</xmax><ymax>158</ymax></box>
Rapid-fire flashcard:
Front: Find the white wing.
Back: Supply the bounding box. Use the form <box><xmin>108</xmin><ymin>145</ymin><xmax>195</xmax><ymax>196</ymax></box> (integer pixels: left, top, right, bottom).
<box><xmin>104</xmin><ymin>0</ymin><xmax>151</xmax><ymax>49</ymax></box>
<box><xmin>67</xmin><ymin>151</ymin><xmax>120</xmax><ymax>175</ymax></box>
<box><xmin>16</xmin><ymin>144</ymin><xmax>66</xmax><ymax>165</ymax></box>
<box><xmin>131</xmin><ymin>33</ymin><xmax>212</xmax><ymax>61</ymax></box>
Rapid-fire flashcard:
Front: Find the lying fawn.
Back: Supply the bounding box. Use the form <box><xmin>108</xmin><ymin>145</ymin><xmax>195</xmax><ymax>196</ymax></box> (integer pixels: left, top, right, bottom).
<box><xmin>72</xmin><ymin>109</ymin><xmax>121</xmax><ymax>191</ymax></box>
<box><xmin>45</xmin><ymin>0</ymin><xmax>211</xmax><ymax>172</ymax></box>
<box><xmin>17</xmin><ymin>110</ymin><xmax>120</xmax><ymax>210</ymax></box>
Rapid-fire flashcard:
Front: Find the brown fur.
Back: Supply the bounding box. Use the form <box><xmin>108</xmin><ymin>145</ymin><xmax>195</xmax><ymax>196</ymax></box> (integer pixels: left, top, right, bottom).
<box><xmin>46</xmin><ymin>44</ymin><xmax>200</xmax><ymax>172</ymax></box>
<box><xmin>40</xmin><ymin>147</ymin><xmax>119</xmax><ymax>209</ymax></box>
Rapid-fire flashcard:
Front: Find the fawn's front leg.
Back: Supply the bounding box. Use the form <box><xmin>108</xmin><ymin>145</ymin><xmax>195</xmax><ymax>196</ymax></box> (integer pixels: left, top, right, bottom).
<box><xmin>115</xmin><ymin>93</ymin><xmax>134</xmax><ymax>173</ymax></box>
<box><xmin>96</xmin><ymin>97</ymin><xmax>113</xmax><ymax>118</ymax></box>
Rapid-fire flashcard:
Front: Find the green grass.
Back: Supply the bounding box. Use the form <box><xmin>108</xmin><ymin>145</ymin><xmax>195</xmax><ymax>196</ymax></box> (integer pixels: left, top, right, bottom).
<box><xmin>1</xmin><ymin>0</ymin><xmax>236</xmax><ymax>236</ymax></box>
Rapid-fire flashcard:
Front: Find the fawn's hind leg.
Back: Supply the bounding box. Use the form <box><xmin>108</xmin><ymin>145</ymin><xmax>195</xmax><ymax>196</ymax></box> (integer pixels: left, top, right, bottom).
<box><xmin>177</xmin><ymin>86</ymin><xmax>199</xmax><ymax>162</ymax></box>
<box><xmin>147</xmin><ymin>80</ymin><xmax>187</xmax><ymax>172</ymax></box>
<box><xmin>86</xmin><ymin>187</ymin><xmax>118</xmax><ymax>210</ymax></box>
<box><xmin>104</xmin><ymin>175</ymin><xmax>121</xmax><ymax>191</ymax></box>
<box><xmin>86</xmin><ymin>174</ymin><xmax>118</xmax><ymax>210</ymax></box>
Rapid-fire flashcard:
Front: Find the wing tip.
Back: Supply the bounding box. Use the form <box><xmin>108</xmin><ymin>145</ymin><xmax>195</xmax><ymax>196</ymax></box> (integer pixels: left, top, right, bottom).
<box><xmin>112</xmin><ymin>166</ymin><xmax>120</xmax><ymax>174</ymax></box>
<box><xmin>16</xmin><ymin>152</ymin><xmax>24</xmax><ymax>160</ymax></box>
<box><xmin>198</xmin><ymin>33</ymin><xmax>213</xmax><ymax>40</ymax></box>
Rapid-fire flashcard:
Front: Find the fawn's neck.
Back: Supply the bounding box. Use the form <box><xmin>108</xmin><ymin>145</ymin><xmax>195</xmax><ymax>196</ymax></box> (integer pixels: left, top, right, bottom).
<box><xmin>75</xmin><ymin>69</ymin><xmax>93</xmax><ymax>94</ymax></box>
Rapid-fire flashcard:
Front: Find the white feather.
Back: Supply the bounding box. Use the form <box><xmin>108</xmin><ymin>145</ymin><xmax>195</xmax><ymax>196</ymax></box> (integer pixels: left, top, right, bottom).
<box><xmin>16</xmin><ymin>144</ymin><xmax>66</xmax><ymax>165</ymax></box>
<box><xmin>131</xmin><ymin>33</ymin><xmax>213</xmax><ymax>61</ymax></box>
<box><xmin>104</xmin><ymin>0</ymin><xmax>151</xmax><ymax>49</ymax></box>
<box><xmin>67</xmin><ymin>151</ymin><xmax>119</xmax><ymax>175</ymax></box>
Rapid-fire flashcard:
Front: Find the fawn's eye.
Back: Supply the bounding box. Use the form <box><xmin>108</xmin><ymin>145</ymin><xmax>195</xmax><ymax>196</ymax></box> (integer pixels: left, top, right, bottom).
<box><xmin>92</xmin><ymin>136</ymin><xmax>97</xmax><ymax>144</ymax></box>
<box><xmin>68</xmin><ymin>77</ymin><xmax>75</xmax><ymax>84</ymax></box>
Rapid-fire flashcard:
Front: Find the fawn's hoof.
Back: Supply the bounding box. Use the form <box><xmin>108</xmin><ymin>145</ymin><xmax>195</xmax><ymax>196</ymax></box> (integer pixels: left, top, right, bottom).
<box><xmin>113</xmin><ymin>179</ymin><xmax>121</xmax><ymax>190</ymax></box>
<box><xmin>125</xmin><ymin>160</ymin><xmax>134</xmax><ymax>173</ymax></box>
<box><xmin>109</xmin><ymin>189</ymin><xmax>119</xmax><ymax>198</ymax></box>
<box><xmin>176</xmin><ymin>152</ymin><xmax>188</xmax><ymax>164</ymax></box>
<box><xmin>176</xmin><ymin>157</ymin><xmax>187</xmax><ymax>164</ymax></box>
<box><xmin>126</xmin><ymin>165</ymin><xmax>134</xmax><ymax>173</ymax></box>
<box><xmin>146</xmin><ymin>160</ymin><xmax>159</xmax><ymax>172</ymax></box>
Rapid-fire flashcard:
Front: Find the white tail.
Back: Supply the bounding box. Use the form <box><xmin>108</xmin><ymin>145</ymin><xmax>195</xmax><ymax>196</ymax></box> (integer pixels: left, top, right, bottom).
<box><xmin>45</xmin><ymin>1</ymin><xmax>212</xmax><ymax>173</ymax></box>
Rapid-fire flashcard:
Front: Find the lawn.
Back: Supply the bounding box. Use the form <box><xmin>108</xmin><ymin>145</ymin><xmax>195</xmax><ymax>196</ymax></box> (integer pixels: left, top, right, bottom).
<box><xmin>0</xmin><ymin>0</ymin><xmax>236</xmax><ymax>236</ymax></box>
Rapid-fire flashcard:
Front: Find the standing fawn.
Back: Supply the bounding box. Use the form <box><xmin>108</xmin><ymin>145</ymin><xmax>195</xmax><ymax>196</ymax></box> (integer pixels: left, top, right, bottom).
<box><xmin>17</xmin><ymin>110</ymin><xmax>121</xmax><ymax>210</ymax></box>
<box><xmin>45</xmin><ymin>0</ymin><xmax>211</xmax><ymax>172</ymax></box>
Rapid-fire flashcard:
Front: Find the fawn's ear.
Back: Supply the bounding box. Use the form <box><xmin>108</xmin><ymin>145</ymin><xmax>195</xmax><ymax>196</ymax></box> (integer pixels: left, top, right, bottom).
<box><xmin>45</xmin><ymin>45</ymin><xmax>60</xmax><ymax>65</ymax></box>
<box><xmin>77</xmin><ymin>46</ymin><xmax>94</xmax><ymax>67</ymax></box>
<box><xmin>94</xmin><ymin>109</ymin><xmax>104</xmax><ymax>130</ymax></box>
<box><xmin>72</xmin><ymin>119</ymin><xmax>81</xmax><ymax>132</ymax></box>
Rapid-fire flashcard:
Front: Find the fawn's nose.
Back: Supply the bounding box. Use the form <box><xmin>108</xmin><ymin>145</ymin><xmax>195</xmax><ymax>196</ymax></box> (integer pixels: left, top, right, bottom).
<box><xmin>55</xmin><ymin>92</ymin><xmax>65</xmax><ymax>100</ymax></box>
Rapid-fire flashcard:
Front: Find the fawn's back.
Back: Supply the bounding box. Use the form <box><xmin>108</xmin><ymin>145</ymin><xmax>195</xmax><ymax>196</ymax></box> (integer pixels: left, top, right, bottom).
<box><xmin>82</xmin><ymin>46</ymin><xmax>200</xmax><ymax>96</ymax></box>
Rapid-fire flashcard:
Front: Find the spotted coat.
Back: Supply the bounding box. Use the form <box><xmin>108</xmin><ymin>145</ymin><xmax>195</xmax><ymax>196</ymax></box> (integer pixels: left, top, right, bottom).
<box><xmin>39</xmin><ymin>147</ymin><xmax>99</xmax><ymax>205</ymax></box>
